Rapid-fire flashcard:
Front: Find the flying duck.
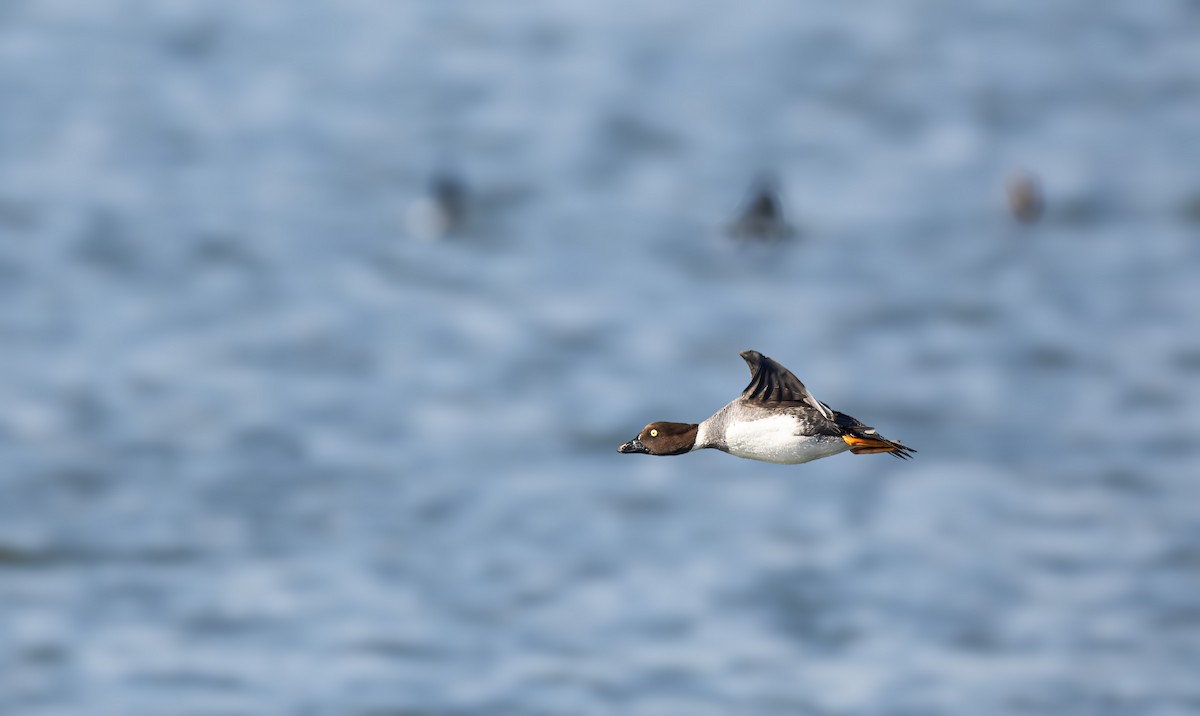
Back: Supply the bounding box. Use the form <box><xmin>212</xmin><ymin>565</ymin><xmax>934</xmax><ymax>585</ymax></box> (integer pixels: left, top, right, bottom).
<box><xmin>619</xmin><ymin>350</ymin><xmax>914</xmax><ymax>464</ymax></box>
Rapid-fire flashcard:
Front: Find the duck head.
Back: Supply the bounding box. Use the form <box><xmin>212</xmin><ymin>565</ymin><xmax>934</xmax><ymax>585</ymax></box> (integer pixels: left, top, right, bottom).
<box><xmin>618</xmin><ymin>422</ymin><xmax>698</xmax><ymax>456</ymax></box>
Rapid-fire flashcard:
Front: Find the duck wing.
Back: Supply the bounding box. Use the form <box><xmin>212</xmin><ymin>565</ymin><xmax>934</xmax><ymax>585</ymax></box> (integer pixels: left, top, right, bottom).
<box><xmin>738</xmin><ymin>350</ymin><xmax>835</xmax><ymax>421</ymax></box>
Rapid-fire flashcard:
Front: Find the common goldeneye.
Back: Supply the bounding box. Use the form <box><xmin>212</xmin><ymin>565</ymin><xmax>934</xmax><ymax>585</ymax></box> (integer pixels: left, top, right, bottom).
<box><xmin>406</xmin><ymin>171</ymin><xmax>468</xmax><ymax>240</ymax></box>
<box><xmin>1006</xmin><ymin>170</ymin><xmax>1044</xmax><ymax>224</ymax></box>
<box><xmin>619</xmin><ymin>350</ymin><xmax>914</xmax><ymax>464</ymax></box>
<box><xmin>727</xmin><ymin>175</ymin><xmax>796</xmax><ymax>242</ymax></box>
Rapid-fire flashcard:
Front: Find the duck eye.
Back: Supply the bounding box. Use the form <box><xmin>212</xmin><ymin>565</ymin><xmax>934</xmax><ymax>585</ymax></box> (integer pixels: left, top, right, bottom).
<box><xmin>649</xmin><ymin>429</ymin><xmax>658</xmax><ymax>437</ymax></box>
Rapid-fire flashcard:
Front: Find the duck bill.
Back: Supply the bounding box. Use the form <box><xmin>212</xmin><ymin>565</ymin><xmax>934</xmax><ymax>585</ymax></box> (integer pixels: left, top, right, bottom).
<box><xmin>618</xmin><ymin>438</ymin><xmax>648</xmax><ymax>454</ymax></box>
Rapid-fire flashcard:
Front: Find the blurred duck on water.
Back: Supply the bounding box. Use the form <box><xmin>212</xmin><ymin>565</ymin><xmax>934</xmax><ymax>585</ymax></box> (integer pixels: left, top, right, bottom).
<box><xmin>1006</xmin><ymin>170</ymin><xmax>1044</xmax><ymax>224</ymax></box>
<box><xmin>727</xmin><ymin>174</ymin><xmax>796</xmax><ymax>242</ymax></box>
<box><xmin>406</xmin><ymin>171</ymin><xmax>469</xmax><ymax>241</ymax></box>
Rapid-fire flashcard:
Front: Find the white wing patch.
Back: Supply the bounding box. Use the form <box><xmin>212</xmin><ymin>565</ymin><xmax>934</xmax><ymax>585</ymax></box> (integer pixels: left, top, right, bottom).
<box><xmin>813</xmin><ymin>399</ymin><xmax>834</xmax><ymax>422</ymax></box>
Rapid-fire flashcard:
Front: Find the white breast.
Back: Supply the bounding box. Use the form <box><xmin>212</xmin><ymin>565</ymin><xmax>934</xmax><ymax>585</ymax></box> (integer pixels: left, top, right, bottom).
<box><xmin>723</xmin><ymin>415</ymin><xmax>849</xmax><ymax>465</ymax></box>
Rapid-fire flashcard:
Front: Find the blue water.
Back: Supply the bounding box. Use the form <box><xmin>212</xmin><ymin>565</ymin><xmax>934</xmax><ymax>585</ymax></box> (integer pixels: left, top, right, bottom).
<box><xmin>2</xmin><ymin>2</ymin><xmax>1199</xmax><ymax>714</ymax></box>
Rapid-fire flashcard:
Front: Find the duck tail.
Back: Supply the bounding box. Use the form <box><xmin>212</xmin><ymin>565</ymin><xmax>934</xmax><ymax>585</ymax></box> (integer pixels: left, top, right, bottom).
<box><xmin>842</xmin><ymin>433</ymin><xmax>916</xmax><ymax>459</ymax></box>
<box><xmin>836</xmin><ymin>414</ymin><xmax>916</xmax><ymax>459</ymax></box>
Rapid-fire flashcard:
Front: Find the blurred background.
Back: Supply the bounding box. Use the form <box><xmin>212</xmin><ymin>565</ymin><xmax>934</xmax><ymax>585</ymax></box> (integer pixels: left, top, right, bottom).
<box><xmin>2</xmin><ymin>1</ymin><xmax>1199</xmax><ymax>714</ymax></box>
